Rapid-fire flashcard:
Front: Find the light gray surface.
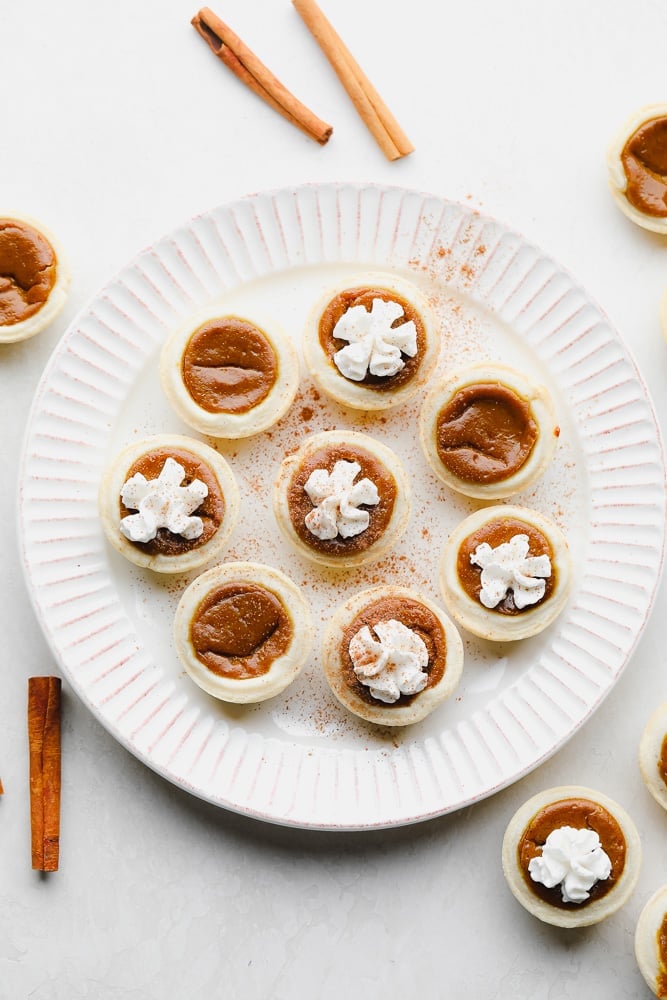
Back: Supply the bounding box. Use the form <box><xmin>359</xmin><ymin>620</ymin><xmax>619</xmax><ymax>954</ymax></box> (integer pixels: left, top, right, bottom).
<box><xmin>2</xmin><ymin>0</ymin><xmax>667</xmax><ymax>996</ymax></box>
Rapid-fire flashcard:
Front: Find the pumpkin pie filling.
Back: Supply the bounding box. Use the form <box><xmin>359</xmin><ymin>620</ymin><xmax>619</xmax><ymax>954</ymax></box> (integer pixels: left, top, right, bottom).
<box><xmin>119</xmin><ymin>447</ymin><xmax>225</xmax><ymax>557</ymax></box>
<box><xmin>657</xmin><ymin>912</ymin><xmax>667</xmax><ymax>998</ymax></box>
<box><xmin>318</xmin><ymin>286</ymin><xmax>426</xmax><ymax>391</ymax></box>
<box><xmin>189</xmin><ymin>582</ymin><xmax>293</xmax><ymax>679</ymax></box>
<box><xmin>620</xmin><ymin>115</ymin><xmax>667</xmax><ymax>218</ymax></box>
<box><xmin>517</xmin><ymin>798</ymin><xmax>626</xmax><ymax>909</ymax></box>
<box><xmin>659</xmin><ymin>734</ymin><xmax>667</xmax><ymax>789</ymax></box>
<box><xmin>181</xmin><ymin>317</ymin><xmax>278</xmax><ymax>414</ymax></box>
<box><xmin>435</xmin><ymin>382</ymin><xmax>538</xmax><ymax>485</ymax></box>
<box><xmin>287</xmin><ymin>444</ymin><xmax>397</xmax><ymax>556</ymax></box>
<box><xmin>456</xmin><ymin>516</ymin><xmax>555</xmax><ymax>614</ymax></box>
<box><xmin>0</xmin><ymin>218</ymin><xmax>57</xmax><ymax>326</ymax></box>
<box><xmin>339</xmin><ymin>596</ymin><xmax>447</xmax><ymax>708</ymax></box>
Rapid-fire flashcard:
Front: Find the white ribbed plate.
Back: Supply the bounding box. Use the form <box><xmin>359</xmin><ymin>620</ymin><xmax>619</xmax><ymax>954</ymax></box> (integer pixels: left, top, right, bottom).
<box><xmin>18</xmin><ymin>184</ymin><xmax>666</xmax><ymax>829</ymax></box>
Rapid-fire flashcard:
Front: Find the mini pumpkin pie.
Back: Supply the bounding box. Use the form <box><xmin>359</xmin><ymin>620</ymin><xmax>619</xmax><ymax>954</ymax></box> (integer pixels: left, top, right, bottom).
<box><xmin>439</xmin><ymin>504</ymin><xmax>572</xmax><ymax>641</ymax></box>
<box><xmin>420</xmin><ymin>364</ymin><xmax>558</xmax><ymax>500</ymax></box>
<box><xmin>322</xmin><ymin>585</ymin><xmax>463</xmax><ymax>726</ymax></box>
<box><xmin>273</xmin><ymin>430</ymin><xmax>410</xmax><ymax>568</ymax></box>
<box><xmin>639</xmin><ymin>701</ymin><xmax>667</xmax><ymax>812</ymax></box>
<box><xmin>98</xmin><ymin>433</ymin><xmax>238</xmax><ymax>573</ymax></box>
<box><xmin>160</xmin><ymin>309</ymin><xmax>299</xmax><ymax>437</ymax></box>
<box><xmin>0</xmin><ymin>213</ymin><xmax>70</xmax><ymax>343</ymax></box>
<box><xmin>502</xmin><ymin>785</ymin><xmax>642</xmax><ymax>928</ymax></box>
<box><xmin>303</xmin><ymin>272</ymin><xmax>438</xmax><ymax>411</ymax></box>
<box><xmin>635</xmin><ymin>884</ymin><xmax>667</xmax><ymax>998</ymax></box>
<box><xmin>173</xmin><ymin>561</ymin><xmax>313</xmax><ymax>703</ymax></box>
<box><xmin>607</xmin><ymin>104</ymin><xmax>667</xmax><ymax>233</ymax></box>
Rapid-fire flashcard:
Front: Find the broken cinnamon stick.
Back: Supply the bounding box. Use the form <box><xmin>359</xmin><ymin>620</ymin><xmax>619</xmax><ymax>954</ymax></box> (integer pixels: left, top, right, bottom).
<box><xmin>292</xmin><ymin>0</ymin><xmax>414</xmax><ymax>161</ymax></box>
<box><xmin>192</xmin><ymin>8</ymin><xmax>333</xmax><ymax>145</ymax></box>
<box><xmin>28</xmin><ymin>676</ymin><xmax>61</xmax><ymax>872</ymax></box>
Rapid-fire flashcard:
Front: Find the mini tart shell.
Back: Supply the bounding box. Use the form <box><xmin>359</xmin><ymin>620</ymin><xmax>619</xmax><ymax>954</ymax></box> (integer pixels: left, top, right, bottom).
<box><xmin>639</xmin><ymin>701</ymin><xmax>667</xmax><ymax>812</ymax></box>
<box><xmin>321</xmin><ymin>585</ymin><xmax>464</xmax><ymax>726</ymax></box>
<box><xmin>303</xmin><ymin>272</ymin><xmax>439</xmax><ymax>411</ymax></box>
<box><xmin>159</xmin><ymin>308</ymin><xmax>299</xmax><ymax>438</ymax></box>
<box><xmin>98</xmin><ymin>433</ymin><xmax>239</xmax><ymax>573</ymax></box>
<box><xmin>173</xmin><ymin>562</ymin><xmax>313</xmax><ymax>703</ymax></box>
<box><xmin>439</xmin><ymin>504</ymin><xmax>572</xmax><ymax>641</ymax></box>
<box><xmin>272</xmin><ymin>429</ymin><xmax>411</xmax><ymax>569</ymax></box>
<box><xmin>0</xmin><ymin>212</ymin><xmax>70</xmax><ymax>343</ymax></box>
<box><xmin>502</xmin><ymin>785</ymin><xmax>642</xmax><ymax>929</ymax></box>
<box><xmin>635</xmin><ymin>884</ymin><xmax>667</xmax><ymax>997</ymax></box>
<box><xmin>607</xmin><ymin>104</ymin><xmax>667</xmax><ymax>234</ymax></box>
<box><xmin>419</xmin><ymin>363</ymin><xmax>558</xmax><ymax>500</ymax></box>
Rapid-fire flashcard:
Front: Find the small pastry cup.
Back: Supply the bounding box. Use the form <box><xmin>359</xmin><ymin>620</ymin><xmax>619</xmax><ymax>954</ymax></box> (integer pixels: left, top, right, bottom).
<box><xmin>607</xmin><ymin>104</ymin><xmax>667</xmax><ymax>234</ymax></box>
<box><xmin>0</xmin><ymin>213</ymin><xmax>70</xmax><ymax>344</ymax></box>
<box><xmin>160</xmin><ymin>308</ymin><xmax>299</xmax><ymax>438</ymax></box>
<box><xmin>439</xmin><ymin>504</ymin><xmax>572</xmax><ymax>641</ymax></box>
<box><xmin>98</xmin><ymin>433</ymin><xmax>238</xmax><ymax>573</ymax></box>
<box><xmin>419</xmin><ymin>363</ymin><xmax>558</xmax><ymax>500</ymax></box>
<box><xmin>639</xmin><ymin>701</ymin><xmax>667</xmax><ymax>812</ymax></box>
<box><xmin>322</xmin><ymin>585</ymin><xmax>464</xmax><ymax>726</ymax></box>
<box><xmin>635</xmin><ymin>884</ymin><xmax>667</xmax><ymax>997</ymax></box>
<box><xmin>273</xmin><ymin>429</ymin><xmax>411</xmax><ymax>569</ymax></box>
<box><xmin>303</xmin><ymin>272</ymin><xmax>439</xmax><ymax>411</ymax></box>
<box><xmin>502</xmin><ymin>785</ymin><xmax>642</xmax><ymax>928</ymax></box>
<box><xmin>173</xmin><ymin>561</ymin><xmax>313</xmax><ymax>703</ymax></box>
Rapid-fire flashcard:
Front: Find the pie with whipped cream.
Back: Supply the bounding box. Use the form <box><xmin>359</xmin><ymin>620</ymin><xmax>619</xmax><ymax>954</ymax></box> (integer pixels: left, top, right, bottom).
<box><xmin>160</xmin><ymin>308</ymin><xmax>299</xmax><ymax>437</ymax></box>
<box><xmin>303</xmin><ymin>272</ymin><xmax>439</xmax><ymax>410</ymax></box>
<box><xmin>502</xmin><ymin>785</ymin><xmax>642</xmax><ymax>928</ymax></box>
<box><xmin>98</xmin><ymin>433</ymin><xmax>238</xmax><ymax>572</ymax></box>
<box><xmin>635</xmin><ymin>884</ymin><xmax>667</xmax><ymax>998</ymax></box>
<box><xmin>174</xmin><ymin>561</ymin><xmax>313</xmax><ymax>703</ymax></box>
<box><xmin>439</xmin><ymin>504</ymin><xmax>572</xmax><ymax>641</ymax></box>
<box><xmin>322</xmin><ymin>585</ymin><xmax>464</xmax><ymax>726</ymax></box>
<box><xmin>607</xmin><ymin>104</ymin><xmax>667</xmax><ymax>234</ymax></box>
<box><xmin>420</xmin><ymin>363</ymin><xmax>558</xmax><ymax>500</ymax></box>
<box><xmin>639</xmin><ymin>701</ymin><xmax>667</xmax><ymax>813</ymax></box>
<box><xmin>0</xmin><ymin>213</ymin><xmax>70</xmax><ymax>343</ymax></box>
<box><xmin>273</xmin><ymin>429</ymin><xmax>410</xmax><ymax>568</ymax></box>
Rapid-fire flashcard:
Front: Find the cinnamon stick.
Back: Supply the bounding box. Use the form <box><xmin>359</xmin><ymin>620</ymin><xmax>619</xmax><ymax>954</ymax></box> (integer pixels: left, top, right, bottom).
<box><xmin>292</xmin><ymin>0</ymin><xmax>414</xmax><ymax>161</ymax></box>
<box><xmin>192</xmin><ymin>8</ymin><xmax>333</xmax><ymax>145</ymax></box>
<box><xmin>28</xmin><ymin>676</ymin><xmax>61</xmax><ymax>872</ymax></box>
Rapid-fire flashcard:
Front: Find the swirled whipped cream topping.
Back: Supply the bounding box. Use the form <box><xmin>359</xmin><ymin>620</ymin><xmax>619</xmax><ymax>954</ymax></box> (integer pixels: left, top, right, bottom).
<box><xmin>120</xmin><ymin>457</ymin><xmax>208</xmax><ymax>543</ymax></box>
<box><xmin>471</xmin><ymin>533</ymin><xmax>551</xmax><ymax>609</ymax></box>
<box><xmin>332</xmin><ymin>298</ymin><xmax>418</xmax><ymax>381</ymax></box>
<box><xmin>528</xmin><ymin>826</ymin><xmax>612</xmax><ymax>904</ymax></box>
<box><xmin>304</xmin><ymin>460</ymin><xmax>379</xmax><ymax>540</ymax></box>
<box><xmin>349</xmin><ymin>619</ymin><xmax>429</xmax><ymax>703</ymax></box>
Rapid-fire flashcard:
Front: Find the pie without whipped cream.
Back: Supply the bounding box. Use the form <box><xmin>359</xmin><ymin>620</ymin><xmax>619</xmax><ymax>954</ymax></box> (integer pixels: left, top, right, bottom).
<box><xmin>98</xmin><ymin>433</ymin><xmax>239</xmax><ymax>573</ymax></box>
<box><xmin>160</xmin><ymin>308</ymin><xmax>299</xmax><ymax>438</ymax></box>
<box><xmin>173</xmin><ymin>561</ymin><xmax>313</xmax><ymax>703</ymax></box>
<box><xmin>635</xmin><ymin>883</ymin><xmax>667</xmax><ymax>998</ymax></box>
<box><xmin>302</xmin><ymin>272</ymin><xmax>438</xmax><ymax>411</ymax></box>
<box><xmin>502</xmin><ymin>785</ymin><xmax>642</xmax><ymax>928</ymax></box>
<box><xmin>639</xmin><ymin>701</ymin><xmax>667</xmax><ymax>813</ymax></box>
<box><xmin>0</xmin><ymin>213</ymin><xmax>70</xmax><ymax>343</ymax></box>
<box><xmin>439</xmin><ymin>504</ymin><xmax>572</xmax><ymax>641</ymax></box>
<box><xmin>272</xmin><ymin>429</ymin><xmax>411</xmax><ymax>568</ymax></box>
<box><xmin>321</xmin><ymin>585</ymin><xmax>464</xmax><ymax>726</ymax></box>
<box><xmin>607</xmin><ymin>104</ymin><xmax>667</xmax><ymax>234</ymax></box>
<box><xmin>419</xmin><ymin>363</ymin><xmax>558</xmax><ymax>500</ymax></box>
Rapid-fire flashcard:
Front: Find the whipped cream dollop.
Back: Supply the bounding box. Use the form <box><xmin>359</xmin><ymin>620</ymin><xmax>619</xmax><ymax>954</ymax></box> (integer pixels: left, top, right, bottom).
<box><xmin>119</xmin><ymin>457</ymin><xmax>208</xmax><ymax>543</ymax></box>
<box><xmin>471</xmin><ymin>533</ymin><xmax>551</xmax><ymax>609</ymax></box>
<box><xmin>528</xmin><ymin>825</ymin><xmax>612</xmax><ymax>904</ymax></box>
<box><xmin>349</xmin><ymin>618</ymin><xmax>429</xmax><ymax>704</ymax></box>
<box><xmin>332</xmin><ymin>298</ymin><xmax>418</xmax><ymax>381</ymax></box>
<box><xmin>303</xmin><ymin>460</ymin><xmax>379</xmax><ymax>540</ymax></box>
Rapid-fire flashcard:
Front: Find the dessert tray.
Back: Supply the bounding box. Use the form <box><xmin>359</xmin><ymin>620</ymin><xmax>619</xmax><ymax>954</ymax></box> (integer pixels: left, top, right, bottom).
<box><xmin>18</xmin><ymin>183</ymin><xmax>666</xmax><ymax>830</ymax></box>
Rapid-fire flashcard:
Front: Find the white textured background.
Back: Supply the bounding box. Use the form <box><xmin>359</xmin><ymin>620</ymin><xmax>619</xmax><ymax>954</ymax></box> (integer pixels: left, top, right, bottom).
<box><xmin>2</xmin><ymin>0</ymin><xmax>667</xmax><ymax>996</ymax></box>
